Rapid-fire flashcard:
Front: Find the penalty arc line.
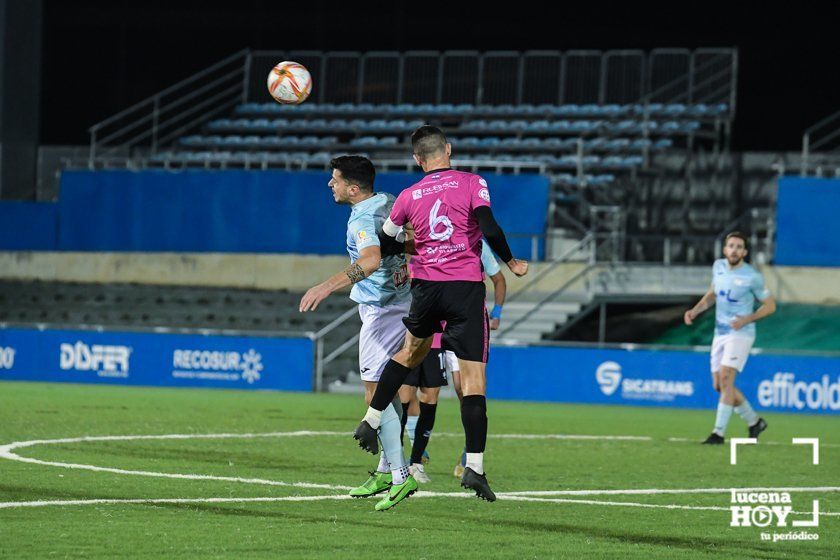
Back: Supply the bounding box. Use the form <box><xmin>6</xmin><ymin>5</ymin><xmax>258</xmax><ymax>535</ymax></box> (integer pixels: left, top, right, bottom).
<box><xmin>0</xmin><ymin>431</ymin><xmax>654</xmax><ymax>492</ymax></box>
<box><xmin>1</xmin><ymin>431</ymin><xmax>838</xmax><ymax>512</ymax></box>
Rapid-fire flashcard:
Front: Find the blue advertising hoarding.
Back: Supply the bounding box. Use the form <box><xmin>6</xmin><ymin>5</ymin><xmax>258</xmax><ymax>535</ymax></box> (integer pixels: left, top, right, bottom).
<box><xmin>486</xmin><ymin>345</ymin><xmax>840</xmax><ymax>415</ymax></box>
<box><xmin>0</xmin><ymin>327</ymin><xmax>313</xmax><ymax>392</ymax></box>
<box><xmin>1</xmin><ymin>326</ymin><xmax>837</xmax><ymax>415</ymax></box>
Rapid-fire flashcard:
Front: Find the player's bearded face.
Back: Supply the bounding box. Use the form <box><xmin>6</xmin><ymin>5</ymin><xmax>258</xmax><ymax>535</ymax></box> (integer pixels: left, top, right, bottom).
<box><xmin>723</xmin><ymin>240</ymin><xmax>747</xmax><ymax>265</ymax></box>
<box><xmin>328</xmin><ymin>171</ymin><xmax>351</xmax><ymax>204</ymax></box>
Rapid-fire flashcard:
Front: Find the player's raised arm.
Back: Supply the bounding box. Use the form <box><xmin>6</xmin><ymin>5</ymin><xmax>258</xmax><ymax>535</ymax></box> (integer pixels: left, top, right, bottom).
<box><xmin>473</xmin><ymin>206</ymin><xmax>528</xmax><ymax>277</ymax></box>
<box><xmin>684</xmin><ymin>285</ymin><xmax>716</xmax><ymax>326</ymax></box>
<box><xmin>299</xmin><ymin>245</ymin><xmax>383</xmax><ymax>312</ymax></box>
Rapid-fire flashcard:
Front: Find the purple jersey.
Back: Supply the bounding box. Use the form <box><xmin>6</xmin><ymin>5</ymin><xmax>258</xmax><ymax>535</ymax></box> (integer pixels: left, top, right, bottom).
<box><xmin>390</xmin><ymin>169</ymin><xmax>491</xmax><ymax>282</ymax></box>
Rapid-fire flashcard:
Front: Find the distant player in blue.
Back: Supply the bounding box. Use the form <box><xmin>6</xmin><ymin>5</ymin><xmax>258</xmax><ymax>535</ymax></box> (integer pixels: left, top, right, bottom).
<box><xmin>684</xmin><ymin>232</ymin><xmax>776</xmax><ymax>444</ymax></box>
<box><xmin>299</xmin><ymin>155</ymin><xmax>417</xmax><ymax>510</ymax></box>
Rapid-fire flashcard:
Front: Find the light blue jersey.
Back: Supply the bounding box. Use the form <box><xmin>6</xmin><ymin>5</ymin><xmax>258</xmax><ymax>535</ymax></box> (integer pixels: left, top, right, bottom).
<box><xmin>480</xmin><ymin>242</ymin><xmax>501</xmax><ymax>277</ymax></box>
<box><xmin>712</xmin><ymin>259</ymin><xmax>771</xmax><ymax>336</ymax></box>
<box><xmin>346</xmin><ymin>193</ymin><xmax>410</xmax><ymax>307</ymax></box>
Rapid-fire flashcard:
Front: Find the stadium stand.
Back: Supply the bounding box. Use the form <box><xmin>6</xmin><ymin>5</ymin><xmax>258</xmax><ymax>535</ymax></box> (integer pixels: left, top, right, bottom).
<box><xmin>71</xmin><ymin>48</ymin><xmax>742</xmax><ymax>265</ymax></box>
<box><xmin>0</xmin><ymin>280</ymin><xmax>354</xmax><ymax>332</ymax></box>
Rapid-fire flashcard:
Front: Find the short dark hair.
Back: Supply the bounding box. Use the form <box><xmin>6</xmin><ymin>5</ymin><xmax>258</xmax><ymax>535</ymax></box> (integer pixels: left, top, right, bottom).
<box><xmin>411</xmin><ymin>125</ymin><xmax>447</xmax><ymax>160</ymax></box>
<box><xmin>330</xmin><ymin>155</ymin><xmax>375</xmax><ymax>192</ymax></box>
<box><xmin>725</xmin><ymin>231</ymin><xmax>748</xmax><ymax>249</ymax></box>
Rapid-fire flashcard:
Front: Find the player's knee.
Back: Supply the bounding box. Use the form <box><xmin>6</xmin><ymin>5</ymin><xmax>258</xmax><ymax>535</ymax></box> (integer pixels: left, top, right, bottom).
<box><xmin>420</xmin><ymin>389</ymin><xmax>439</xmax><ymax>405</ymax></box>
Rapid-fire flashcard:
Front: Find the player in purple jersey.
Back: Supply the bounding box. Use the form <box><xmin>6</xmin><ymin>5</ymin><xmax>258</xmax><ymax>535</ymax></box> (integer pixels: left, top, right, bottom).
<box><xmin>353</xmin><ymin>125</ymin><xmax>528</xmax><ymax>502</ymax></box>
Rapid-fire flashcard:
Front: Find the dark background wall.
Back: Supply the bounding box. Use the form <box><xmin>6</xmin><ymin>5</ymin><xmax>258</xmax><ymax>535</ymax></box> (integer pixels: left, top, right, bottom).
<box><xmin>1</xmin><ymin>0</ymin><xmax>42</xmax><ymax>199</ymax></box>
<box><xmin>34</xmin><ymin>0</ymin><xmax>840</xmax><ymax>151</ymax></box>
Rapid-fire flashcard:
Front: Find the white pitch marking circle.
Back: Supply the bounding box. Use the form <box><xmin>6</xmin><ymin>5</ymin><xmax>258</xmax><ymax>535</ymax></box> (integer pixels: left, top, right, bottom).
<box><xmin>1</xmin><ymin>431</ymin><xmax>838</xmax><ymax>512</ymax></box>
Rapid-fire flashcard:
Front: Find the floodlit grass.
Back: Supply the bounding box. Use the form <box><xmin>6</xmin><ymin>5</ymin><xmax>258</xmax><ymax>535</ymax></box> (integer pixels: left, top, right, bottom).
<box><xmin>0</xmin><ymin>381</ymin><xmax>837</xmax><ymax>559</ymax></box>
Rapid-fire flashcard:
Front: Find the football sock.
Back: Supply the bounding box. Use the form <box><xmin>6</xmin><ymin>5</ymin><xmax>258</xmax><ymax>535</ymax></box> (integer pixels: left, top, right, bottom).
<box><xmin>466</xmin><ymin>452</ymin><xmax>484</xmax><ymax>476</ymax></box>
<box><xmin>411</xmin><ymin>402</ymin><xmax>437</xmax><ymax>465</ymax></box>
<box><xmin>461</xmin><ymin>395</ymin><xmax>488</xmax><ymax>474</ymax></box>
<box><xmin>713</xmin><ymin>402</ymin><xmax>734</xmax><ymax>437</ymax></box>
<box><xmin>362</xmin><ymin>407</ymin><xmax>382</xmax><ymax>430</ymax></box>
<box><xmin>379</xmin><ymin>402</ymin><xmax>407</xmax><ymax>481</ymax></box>
<box><xmin>376</xmin><ymin>452</ymin><xmax>390</xmax><ymax>473</ymax></box>
<box><xmin>406</xmin><ymin>414</ymin><xmax>419</xmax><ymax>447</ymax></box>
<box><xmin>392</xmin><ymin>464</ymin><xmax>410</xmax><ymax>485</ymax></box>
<box><xmin>369</xmin><ymin>360</ymin><xmax>412</xmax><ymax>412</ymax></box>
<box><xmin>734</xmin><ymin>400</ymin><xmax>759</xmax><ymax>426</ymax></box>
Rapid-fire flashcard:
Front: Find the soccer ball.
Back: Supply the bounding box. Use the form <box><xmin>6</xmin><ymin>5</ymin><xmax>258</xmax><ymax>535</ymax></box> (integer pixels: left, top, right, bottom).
<box><xmin>267</xmin><ymin>61</ymin><xmax>312</xmax><ymax>105</ymax></box>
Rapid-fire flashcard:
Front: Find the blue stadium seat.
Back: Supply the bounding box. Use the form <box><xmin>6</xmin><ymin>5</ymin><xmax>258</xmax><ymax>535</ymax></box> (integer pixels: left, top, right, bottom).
<box><xmin>525</xmin><ymin>120</ymin><xmax>551</xmax><ymax>132</ymax></box>
<box><xmin>553</xmin><ymin>105</ymin><xmax>581</xmax><ymax>117</ymax></box>
<box><xmin>604</xmin><ymin>138</ymin><xmax>630</xmax><ymax>152</ymax></box>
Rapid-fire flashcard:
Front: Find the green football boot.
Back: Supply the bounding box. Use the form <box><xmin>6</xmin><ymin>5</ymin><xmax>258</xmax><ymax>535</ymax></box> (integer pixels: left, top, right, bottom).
<box><xmin>349</xmin><ymin>471</ymin><xmax>392</xmax><ymax>498</ymax></box>
<box><xmin>374</xmin><ymin>475</ymin><xmax>419</xmax><ymax>511</ymax></box>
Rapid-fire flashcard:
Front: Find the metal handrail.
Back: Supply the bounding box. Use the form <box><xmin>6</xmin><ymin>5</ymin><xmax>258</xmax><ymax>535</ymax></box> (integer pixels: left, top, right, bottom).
<box><xmin>89</xmin><ymin>50</ymin><xmax>250</xmax><ymax>165</ymax></box>
<box><xmin>506</xmin><ymin>232</ymin><xmax>594</xmax><ymax>304</ymax></box>
<box><xmin>497</xmin><ymin>263</ymin><xmax>596</xmax><ymax>339</ymax></box>
<box><xmin>88</xmin><ymin>49</ymin><xmax>250</xmax><ymax>133</ymax></box>
<box><xmin>801</xmin><ymin>110</ymin><xmax>840</xmax><ymax>176</ymax></box>
<box><xmin>312</xmin><ymin>306</ymin><xmax>360</xmax><ymax>392</ymax></box>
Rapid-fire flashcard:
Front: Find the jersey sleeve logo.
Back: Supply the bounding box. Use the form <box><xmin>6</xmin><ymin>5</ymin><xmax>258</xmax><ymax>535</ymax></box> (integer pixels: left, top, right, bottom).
<box><xmin>412</xmin><ymin>189</ymin><xmax>423</xmax><ymax>200</ymax></box>
<box><xmin>478</xmin><ymin>188</ymin><xmax>490</xmax><ymax>202</ymax></box>
<box><xmin>479</xmin><ymin>178</ymin><xmax>488</xmax><ymax>187</ymax></box>
<box><xmin>357</xmin><ymin>230</ymin><xmax>368</xmax><ymax>241</ymax></box>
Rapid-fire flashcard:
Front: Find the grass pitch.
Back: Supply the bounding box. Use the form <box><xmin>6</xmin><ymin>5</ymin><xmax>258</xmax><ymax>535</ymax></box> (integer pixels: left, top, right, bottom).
<box><xmin>0</xmin><ymin>381</ymin><xmax>837</xmax><ymax>559</ymax></box>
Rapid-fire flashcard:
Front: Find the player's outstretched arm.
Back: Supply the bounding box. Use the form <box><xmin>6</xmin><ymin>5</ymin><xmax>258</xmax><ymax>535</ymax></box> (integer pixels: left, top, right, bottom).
<box><xmin>684</xmin><ymin>287</ymin><xmax>716</xmax><ymax>326</ymax></box>
<box><xmin>474</xmin><ymin>206</ymin><xmax>528</xmax><ymax>277</ymax></box>
<box><xmin>488</xmin><ymin>271</ymin><xmax>507</xmax><ymax>330</ymax></box>
<box><xmin>299</xmin><ymin>245</ymin><xmax>382</xmax><ymax>312</ymax></box>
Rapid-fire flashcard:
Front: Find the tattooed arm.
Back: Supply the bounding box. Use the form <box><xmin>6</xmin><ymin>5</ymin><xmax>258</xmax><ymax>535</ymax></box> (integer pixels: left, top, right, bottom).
<box><xmin>299</xmin><ymin>245</ymin><xmax>382</xmax><ymax>312</ymax></box>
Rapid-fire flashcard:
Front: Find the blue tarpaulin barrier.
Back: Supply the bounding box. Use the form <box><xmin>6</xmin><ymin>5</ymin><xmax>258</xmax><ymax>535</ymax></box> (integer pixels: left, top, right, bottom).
<box><xmin>775</xmin><ymin>177</ymin><xmax>840</xmax><ymax>266</ymax></box>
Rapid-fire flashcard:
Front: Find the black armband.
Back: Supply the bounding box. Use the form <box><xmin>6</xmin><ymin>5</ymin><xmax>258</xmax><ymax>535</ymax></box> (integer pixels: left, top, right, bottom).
<box><xmin>378</xmin><ymin>230</ymin><xmax>406</xmax><ymax>256</ymax></box>
<box><xmin>474</xmin><ymin>206</ymin><xmax>514</xmax><ymax>263</ymax></box>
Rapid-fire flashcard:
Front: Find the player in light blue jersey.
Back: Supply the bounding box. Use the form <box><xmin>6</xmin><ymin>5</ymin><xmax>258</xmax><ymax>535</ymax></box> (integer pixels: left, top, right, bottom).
<box><xmin>299</xmin><ymin>156</ymin><xmax>417</xmax><ymax>510</ymax></box>
<box><xmin>684</xmin><ymin>232</ymin><xmax>776</xmax><ymax>444</ymax></box>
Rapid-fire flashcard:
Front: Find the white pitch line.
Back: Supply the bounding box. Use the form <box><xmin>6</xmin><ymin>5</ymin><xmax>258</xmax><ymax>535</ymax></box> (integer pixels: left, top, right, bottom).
<box><xmin>504</xmin><ymin>486</ymin><xmax>840</xmax><ymax>496</ymax></box>
<box><xmin>501</xmin><ymin>496</ymin><xmax>840</xmax><ymax>516</ymax></box>
<box><xmin>0</xmin><ymin>431</ymin><xmax>653</xmax><ymax>492</ymax></box>
<box><xmin>0</xmin><ymin>433</ymin><xmax>354</xmax><ymax>492</ymax></box>
<box><xmin>2</xmin><ymin>431</ymin><xmax>838</xmax><ymax>513</ymax></box>
<box><xmin>2</xmin><ymin>493</ymin><xmax>839</xmax><ymax>516</ymax></box>
<box><xmin>668</xmin><ymin>437</ymin><xmax>840</xmax><ymax>448</ymax></box>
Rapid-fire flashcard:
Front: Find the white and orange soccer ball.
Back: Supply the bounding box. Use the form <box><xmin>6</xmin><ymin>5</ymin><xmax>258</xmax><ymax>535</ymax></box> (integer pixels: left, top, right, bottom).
<box><xmin>266</xmin><ymin>61</ymin><xmax>312</xmax><ymax>105</ymax></box>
